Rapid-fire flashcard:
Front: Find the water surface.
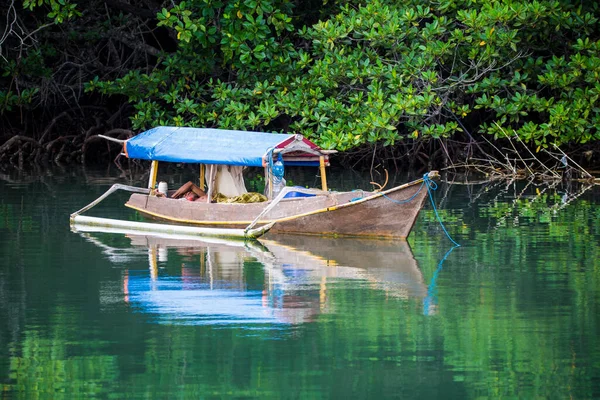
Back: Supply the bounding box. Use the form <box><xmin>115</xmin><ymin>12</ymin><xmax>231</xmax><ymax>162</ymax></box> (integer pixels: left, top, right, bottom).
<box><xmin>1</xmin><ymin>168</ymin><xmax>599</xmax><ymax>398</ymax></box>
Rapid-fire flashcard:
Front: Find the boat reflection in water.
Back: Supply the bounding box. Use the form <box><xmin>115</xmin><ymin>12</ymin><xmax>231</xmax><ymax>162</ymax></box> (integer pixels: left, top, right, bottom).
<box><xmin>74</xmin><ymin>225</ymin><xmax>431</xmax><ymax>325</ymax></box>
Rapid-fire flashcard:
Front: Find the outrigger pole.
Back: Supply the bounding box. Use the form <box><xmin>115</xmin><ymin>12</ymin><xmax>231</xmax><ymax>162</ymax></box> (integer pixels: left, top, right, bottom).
<box><xmin>70</xmin><ymin>183</ymin><xmax>272</xmax><ymax>239</ymax></box>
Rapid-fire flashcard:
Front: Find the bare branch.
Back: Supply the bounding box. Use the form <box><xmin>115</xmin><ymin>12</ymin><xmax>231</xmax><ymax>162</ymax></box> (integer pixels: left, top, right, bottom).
<box><xmin>104</xmin><ymin>0</ymin><xmax>158</xmax><ymax>19</ymax></box>
<box><xmin>107</xmin><ymin>30</ymin><xmax>162</xmax><ymax>57</ymax></box>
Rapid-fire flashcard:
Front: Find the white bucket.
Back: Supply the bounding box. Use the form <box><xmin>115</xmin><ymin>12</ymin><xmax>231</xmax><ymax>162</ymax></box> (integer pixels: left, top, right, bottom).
<box><xmin>157</xmin><ymin>181</ymin><xmax>168</xmax><ymax>195</ymax></box>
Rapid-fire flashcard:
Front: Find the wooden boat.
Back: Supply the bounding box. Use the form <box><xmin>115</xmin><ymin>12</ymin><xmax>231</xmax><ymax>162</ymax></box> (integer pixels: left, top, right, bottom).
<box><xmin>71</xmin><ymin>126</ymin><xmax>438</xmax><ymax>239</ymax></box>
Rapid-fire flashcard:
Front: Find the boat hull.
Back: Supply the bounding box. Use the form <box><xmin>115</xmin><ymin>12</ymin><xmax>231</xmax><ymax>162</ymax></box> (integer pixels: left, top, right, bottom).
<box><xmin>125</xmin><ymin>177</ymin><xmax>429</xmax><ymax>239</ymax></box>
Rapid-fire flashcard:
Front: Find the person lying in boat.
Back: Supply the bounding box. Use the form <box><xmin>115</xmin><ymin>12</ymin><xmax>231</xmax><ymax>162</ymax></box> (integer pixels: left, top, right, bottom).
<box><xmin>170</xmin><ymin>181</ymin><xmax>208</xmax><ymax>202</ymax></box>
<box><xmin>167</xmin><ymin>180</ymin><xmax>266</xmax><ymax>203</ymax></box>
<box><xmin>164</xmin><ymin>167</ymin><xmax>268</xmax><ymax>203</ymax></box>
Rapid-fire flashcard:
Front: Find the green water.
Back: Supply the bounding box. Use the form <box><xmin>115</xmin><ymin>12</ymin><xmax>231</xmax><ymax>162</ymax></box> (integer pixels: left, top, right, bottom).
<box><xmin>1</xmin><ymin>168</ymin><xmax>599</xmax><ymax>399</ymax></box>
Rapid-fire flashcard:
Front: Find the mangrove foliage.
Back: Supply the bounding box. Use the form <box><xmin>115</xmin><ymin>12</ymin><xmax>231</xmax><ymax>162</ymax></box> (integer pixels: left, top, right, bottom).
<box><xmin>1</xmin><ymin>0</ymin><xmax>600</xmax><ymax>172</ymax></box>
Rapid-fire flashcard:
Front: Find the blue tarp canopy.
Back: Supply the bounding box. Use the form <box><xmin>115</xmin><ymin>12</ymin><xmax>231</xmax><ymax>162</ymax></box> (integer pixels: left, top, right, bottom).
<box><xmin>125</xmin><ymin>127</ymin><xmax>320</xmax><ymax>167</ymax></box>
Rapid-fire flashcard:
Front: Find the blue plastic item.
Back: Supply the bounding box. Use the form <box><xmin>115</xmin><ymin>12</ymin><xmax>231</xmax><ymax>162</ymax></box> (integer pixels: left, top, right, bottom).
<box><xmin>283</xmin><ymin>187</ymin><xmax>316</xmax><ymax>199</ymax></box>
<box><xmin>272</xmin><ymin>154</ymin><xmax>284</xmax><ymax>178</ymax></box>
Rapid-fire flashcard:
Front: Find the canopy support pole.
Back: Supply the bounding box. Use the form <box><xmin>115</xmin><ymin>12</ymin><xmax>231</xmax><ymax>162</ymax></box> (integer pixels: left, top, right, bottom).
<box><xmin>199</xmin><ymin>164</ymin><xmax>205</xmax><ymax>191</ymax></box>
<box><xmin>320</xmin><ymin>156</ymin><xmax>328</xmax><ymax>191</ymax></box>
<box><xmin>148</xmin><ymin>160</ymin><xmax>158</xmax><ymax>189</ymax></box>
